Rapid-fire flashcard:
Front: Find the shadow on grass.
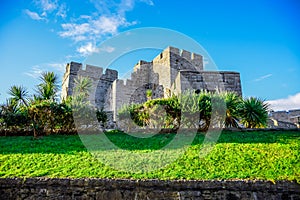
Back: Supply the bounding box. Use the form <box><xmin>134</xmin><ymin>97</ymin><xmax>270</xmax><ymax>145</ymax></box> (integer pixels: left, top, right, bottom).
<box><xmin>0</xmin><ymin>135</ymin><xmax>86</xmax><ymax>155</ymax></box>
<box><xmin>0</xmin><ymin>130</ymin><xmax>299</xmax><ymax>154</ymax></box>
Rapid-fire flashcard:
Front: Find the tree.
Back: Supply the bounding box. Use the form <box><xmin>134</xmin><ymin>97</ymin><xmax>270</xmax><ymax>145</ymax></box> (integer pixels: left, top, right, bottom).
<box><xmin>2</xmin><ymin>72</ymin><xmax>79</xmax><ymax>136</ymax></box>
<box><xmin>74</xmin><ymin>76</ymin><xmax>92</xmax><ymax>96</ymax></box>
<box><xmin>0</xmin><ymin>98</ymin><xmax>30</xmax><ymax>132</ymax></box>
<box><xmin>238</xmin><ymin>97</ymin><xmax>269</xmax><ymax>128</ymax></box>
<box><xmin>222</xmin><ymin>92</ymin><xmax>242</xmax><ymax>128</ymax></box>
<box><xmin>179</xmin><ymin>91</ymin><xmax>200</xmax><ymax>129</ymax></box>
<box><xmin>197</xmin><ymin>91</ymin><xmax>212</xmax><ymax>131</ymax></box>
<box><xmin>71</xmin><ymin>76</ymin><xmax>97</xmax><ymax>131</ymax></box>
<box><xmin>8</xmin><ymin>85</ymin><xmax>29</xmax><ymax>107</ymax></box>
<box><xmin>36</xmin><ymin>72</ymin><xmax>59</xmax><ymax>101</ymax></box>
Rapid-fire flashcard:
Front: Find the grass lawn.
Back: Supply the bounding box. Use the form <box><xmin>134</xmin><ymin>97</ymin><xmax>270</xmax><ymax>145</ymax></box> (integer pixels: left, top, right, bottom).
<box><xmin>0</xmin><ymin>130</ymin><xmax>299</xmax><ymax>182</ymax></box>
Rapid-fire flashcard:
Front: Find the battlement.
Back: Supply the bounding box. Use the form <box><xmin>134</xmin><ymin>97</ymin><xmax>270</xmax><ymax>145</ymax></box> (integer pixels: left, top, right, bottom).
<box><xmin>61</xmin><ymin>61</ymin><xmax>118</xmax><ymax>104</ymax></box>
<box><xmin>85</xmin><ymin>64</ymin><xmax>103</xmax><ymax>76</ymax></box>
<box><xmin>134</xmin><ymin>60</ymin><xmax>151</xmax><ymax>66</ymax></box>
<box><xmin>69</xmin><ymin>61</ymin><xmax>82</xmax><ymax>71</ymax></box>
<box><xmin>152</xmin><ymin>46</ymin><xmax>203</xmax><ymax>72</ymax></box>
<box><xmin>115</xmin><ymin>77</ymin><xmax>142</xmax><ymax>88</ymax></box>
<box><xmin>64</xmin><ymin>62</ymin><xmax>118</xmax><ymax>81</ymax></box>
<box><xmin>134</xmin><ymin>60</ymin><xmax>152</xmax><ymax>72</ymax></box>
<box><xmin>158</xmin><ymin>46</ymin><xmax>202</xmax><ymax>62</ymax></box>
<box><xmin>102</xmin><ymin>68</ymin><xmax>118</xmax><ymax>81</ymax></box>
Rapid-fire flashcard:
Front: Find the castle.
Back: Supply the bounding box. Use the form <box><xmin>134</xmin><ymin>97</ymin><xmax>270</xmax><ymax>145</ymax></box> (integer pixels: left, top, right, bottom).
<box><xmin>61</xmin><ymin>46</ymin><xmax>242</xmax><ymax>121</ymax></box>
<box><xmin>268</xmin><ymin>109</ymin><xmax>300</xmax><ymax>128</ymax></box>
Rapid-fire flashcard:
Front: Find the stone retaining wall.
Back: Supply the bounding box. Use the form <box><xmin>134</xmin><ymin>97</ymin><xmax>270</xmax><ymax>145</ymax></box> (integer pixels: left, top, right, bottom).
<box><xmin>0</xmin><ymin>178</ymin><xmax>299</xmax><ymax>200</ymax></box>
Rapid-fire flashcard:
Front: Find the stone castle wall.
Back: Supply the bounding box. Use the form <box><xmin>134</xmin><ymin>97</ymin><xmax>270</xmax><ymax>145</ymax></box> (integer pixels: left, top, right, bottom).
<box><xmin>1</xmin><ymin>178</ymin><xmax>299</xmax><ymax>200</ymax></box>
<box><xmin>269</xmin><ymin>109</ymin><xmax>300</xmax><ymax>128</ymax></box>
<box><xmin>61</xmin><ymin>62</ymin><xmax>118</xmax><ymax>110</ymax></box>
<box><xmin>111</xmin><ymin>61</ymin><xmax>164</xmax><ymax>120</ymax></box>
<box><xmin>270</xmin><ymin>109</ymin><xmax>300</xmax><ymax>121</ymax></box>
<box><xmin>178</xmin><ymin>71</ymin><xmax>242</xmax><ymax>96</ymax></box>
<box><xmin>151</xmin><ymin>46</ymin><xmax>204</xmax><ymax>96</ymax></box>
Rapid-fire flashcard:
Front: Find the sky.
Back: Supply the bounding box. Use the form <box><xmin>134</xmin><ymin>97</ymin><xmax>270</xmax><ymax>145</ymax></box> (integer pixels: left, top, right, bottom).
<box><xmin>0</xmin><ymin>0</ymin><xmax>299</xmax><ymax>111</ymax></box>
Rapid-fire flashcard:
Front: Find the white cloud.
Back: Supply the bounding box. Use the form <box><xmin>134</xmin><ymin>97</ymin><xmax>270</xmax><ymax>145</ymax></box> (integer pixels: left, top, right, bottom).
<box><xmin>29</xmin><ymin>0</ymin><xmax>66</xmax><ymax>19</ymax></box>
<box><xmin>267</xmin><ymin>92</ymin><xmax>300</xmax><ymax>111</ymax></box>
<box><xmin>139</xmin><ymin>0</ymin><xmax>154</xmax><ymax>6</ymax></box>
<box><xmin>117</xmin><ymin>0</ymin><xmax>135</xmax><ymax>15</ymax></box>
<box><xmin>47</xmin><ymin>63</ymin><xmax>66</xmax><ymax>73</ymax></box>
<box><xmin>80</xmin><ymin>15</ymin><xmax>92</xmax><ymax>20</ymax></box>
<box><xmin>58</xmin><ymin>0</ymin><xmax>147</xmax><ymax>44</ymax></box>
<box><xmin>27</xmin><ymin>0</ymin><xmax>153</xmax><ymax>57</ymax></box>
<box><xmin>59</xmin><ymin>23</ymin><xmax>91</xmax><ymax>41</ymax></box>
<box><xmin>92</xmin><ymin>15</ymin><xmax>125</xmax><ymax>34</ymax></box>
<box><xmin>59</xmin><ymin>15</ymin><xmax>134</xmax><ymax>43</ymax></box>
<box><xmin>76</xmin><ymin>43</ymin><xmax>116</xmax><ymax>56</ymax></box>
<box><xmin>56</xmin><ymin>3</ymin><xmax>67</xmax><ymax>18</ymax></box>
<box><xmin>24</xmin><ymin>66</ymin><xmax>44</xmax><ymax>79</ymax></box>
<box><xmin>38</xmin><ymin>0</ymin><xmax>58</xmax><ymax>12</ymax></box>
<box><xmin>24</xmin><ymin>9</ymin><xmax>45</xmax><ymax>20</ymax></box>
<box><xmin>24</xmin><ymin>62</ymin><xmax>66</xmax><ymax>79</ymax></box>
<box><xmin>77</xmin><ymin>42</ymin><xmax>100</xmax><ymax>56</ymax></box>
<box><xmin>253</xmin><ymin>73</ymin><xmax>272</xmax><ymax>82</ymax></box>
<box><xmin>100</xmin><ymin>46</ymin><xmax>115</xmax><ymax>53</ymax></box>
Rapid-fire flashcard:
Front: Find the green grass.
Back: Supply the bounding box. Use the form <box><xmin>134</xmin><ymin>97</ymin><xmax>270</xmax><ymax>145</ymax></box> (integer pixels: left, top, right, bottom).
<box><xmin>0</xmin><ymin>130</ymin><xmax>299</xmax><ymax>182</ymax></box>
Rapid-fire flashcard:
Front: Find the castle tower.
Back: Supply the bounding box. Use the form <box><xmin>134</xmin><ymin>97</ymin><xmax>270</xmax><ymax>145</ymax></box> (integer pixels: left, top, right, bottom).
<box><xmin>152</xmin><ymin>46</ymin><xmax>204</xmax><ymax>97</ymax></box>
<box><xmin>61</xmin><ymin>62</ymin><xmax>118</xmax><ymax>110</ymax></box>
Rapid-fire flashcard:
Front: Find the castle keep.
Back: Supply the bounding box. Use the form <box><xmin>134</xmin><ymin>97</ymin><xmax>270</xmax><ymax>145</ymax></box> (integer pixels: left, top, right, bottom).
<box><xmin>61</xmin><ymin>46</ymin><xmax>242</xmax><ymax>120</ymax></box>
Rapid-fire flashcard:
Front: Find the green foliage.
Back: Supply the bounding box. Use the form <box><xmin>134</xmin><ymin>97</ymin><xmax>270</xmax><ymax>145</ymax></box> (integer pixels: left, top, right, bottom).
<box><xmin>146</xmin><ymin>89</ymin><xmax>152</xmax><ymax>99</ymax></box>
<box><xmin>179</xmin><ymin>91</ymin><xmax>200</xmax><ymax>129</ymax></box>
<box><xmin>119</xmin><ymin>91</ymin><xmax>269</xmax><ymax>131</ymax></box>
<box><xmin>118</xmin><ymin>104</ymin><xmax>145</xmax><ymax>132</ymax></box>
<box><xmin>0</xmin><ymin>130</ymin><xmax>299</xmax><ymax>182</ymax></box>
<box><xmin>53</xmin><ymin>101</ymin><xmax>75</xmax><ymax>132</ymax></box>
<box><xmin>73</xmin><ymin>76</ymin><xmax>92</xmax><ymax>96</ymax></box>
<box><xmin>0</xmin><ymin>72</ymin><xmax>270</xmax><ymax>135</ymax></box>
<box><xmin>71</xmin><ymin>76</ymin><xmax>100</xmax><ymax>131</ymax></box>
<box><xmin>238</xmin><ymin>97</ymin><xmax>269</xmax><ymax>128</ymax></box>
<box><xmin>0</xmin><ymin>99</ymin><xmax>30</xmax><ymax>130</ymax></box>
<box><xmin>96</xmin><ymin>108</ymin><xmax>108</xmax><ymax>124</ymax></box>
<box><xmin>221</xmin><ymin>92</ymin><xmax>242</xmax><ymax>128</ymax></box>
<box><xmin>1</xmin><ymin>72</ymin><xmax>76</xmax><ymax>136</ymax></box>
<box><xmin>27</xmin><ymin>100</ymin><xmax>75</xmax><ymax>136</ymax></box>
<box><xmin>8</xmin><ymin>85</ymin><xmax>29</xmax><ymax>107</ymax></box>
<box><xmin>197</xmin><ymin>91</ymin><xmax>212</xmax><ymax>131</ymax></box>
<box><xmin>36</xmin><ymin>72</ymin><xmax>59</xmax><ymax>101</ymax></box>
<box><xmin>118</xmin><ymin>96</ymin><xmax>181</xmax><ymax>131</ymax></box>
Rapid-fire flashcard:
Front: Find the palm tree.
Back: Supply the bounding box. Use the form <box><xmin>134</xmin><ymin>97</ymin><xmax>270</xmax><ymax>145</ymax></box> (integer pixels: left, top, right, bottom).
<box><xmin>222</xmin><ymin>92</ymin><xmax>241</xmax><ymax>128</ymax></box>
<box><xmin>198</xmin><ymin>91</ymin><xmax>212</xmax><ymax>131</ymax></box>
<box><xmin>1</xmin><ymin>98</ymin><xmax>19</xmax><ymax>114</ymax></box>
<box><xmin>179</xmin><ymin>90</ymin><xmax>201</xmax><ymax>129</ymax></box>
<box><xmin>74</xmin><ymin>76</ymin><xmax>92</xmax><ymax>96</ymax></box>
<box><xmin>238</xmin><ymin>97</ymin><xmax>269</xmax><ymax>128</ymax></box>
<box><xmin>36</xmin><ymin>72</ymin><xmax>59</xmax><ymax>101</ymax></box>
<box><xmin>71</xmin><ymin>76</ymin><xmax>95</xmax><ymax>129</ymax></box>
<box><xmin>8</xmin><ymin>85</ymin><xmax>29</xmax><ymax>107</ymax></box>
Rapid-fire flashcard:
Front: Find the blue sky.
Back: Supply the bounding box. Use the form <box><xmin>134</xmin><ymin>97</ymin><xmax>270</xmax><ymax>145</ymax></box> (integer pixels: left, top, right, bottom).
<box><xmin>0</xmin><ymin>0</ymin><xmax>299</xmax><ymax>111</ymax></box>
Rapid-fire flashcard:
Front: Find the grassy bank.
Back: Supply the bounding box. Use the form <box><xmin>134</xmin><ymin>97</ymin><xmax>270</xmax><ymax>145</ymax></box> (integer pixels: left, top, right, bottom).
<box><xmin>0</xmin><ymin>130</ymin><xmax>299</xmax><ymax>182</ymax></box>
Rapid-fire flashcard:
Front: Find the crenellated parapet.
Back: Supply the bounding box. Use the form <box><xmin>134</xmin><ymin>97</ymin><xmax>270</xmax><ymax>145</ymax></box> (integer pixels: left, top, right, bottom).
<box><xmin>152</xmin><ymin>46</ymin><xmax>203</xmax><ymax>72</ymax></box>
<box><xmin>61</xmin><ymin>62</ymin><xmax>118</xmax><ymax>110</ymax></box>
<box><xmin>178</xmin><ymin>70</ymin><xmax>242</xmax><ymax>96</ymax></box>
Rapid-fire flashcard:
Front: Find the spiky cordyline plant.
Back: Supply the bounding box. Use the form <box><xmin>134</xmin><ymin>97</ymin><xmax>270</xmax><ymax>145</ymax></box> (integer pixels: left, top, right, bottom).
<box><xmin>8</xmin><ymin>85</ymin><xmax>29</xmax><ymax>107</ymax></box>
<box><xmin>238</xmin><ymin>97</ymin><xmax>269</xmax><ymax>128</ymax></box>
